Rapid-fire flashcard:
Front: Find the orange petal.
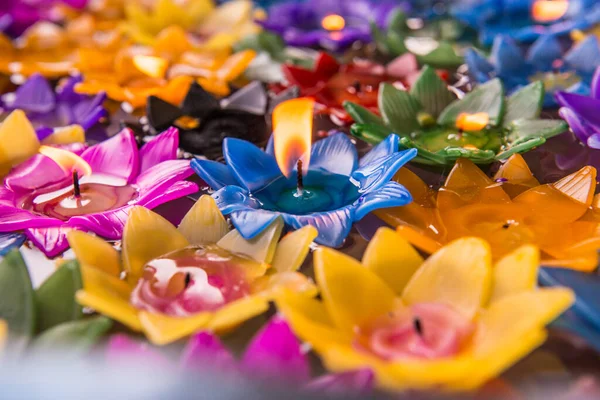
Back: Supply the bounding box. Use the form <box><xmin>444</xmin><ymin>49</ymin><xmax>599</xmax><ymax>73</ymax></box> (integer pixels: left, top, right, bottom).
<box><xmin>552</xmin><ymin>166</ymin><xmax>596</xmax><ymax>206</ymax></box>
<box><xmin>493</xmin><ymin>154</ymin><xmax>540</xmax><ymax>198</ymax></box>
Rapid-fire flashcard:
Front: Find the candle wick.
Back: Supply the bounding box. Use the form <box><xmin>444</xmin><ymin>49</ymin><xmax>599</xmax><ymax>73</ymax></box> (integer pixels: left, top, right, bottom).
<box><xmin>296</xmin><ymin>159</ymin><xmax>304</xmax><ymax>196</ymax></box>
<box><xmin>72</xmin><ymin>170</ymin><xmax>81</xmax><ymax>198</ymax></box>
<box><xmin>184</xmin><ymin>272</ymin><xmax>192</xmax><ymax>289</ymax></box>
<box><xmin>413</xmin><ymin>317</ymin><xmax>423</xmax><ymax>337</ymax></box>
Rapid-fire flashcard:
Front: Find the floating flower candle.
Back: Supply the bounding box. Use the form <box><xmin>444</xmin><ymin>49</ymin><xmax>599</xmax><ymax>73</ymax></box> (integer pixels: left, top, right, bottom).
<box><xmin>466</xmin><ymin>35</ymin><xmax>600</xmax><ymax>107</ymax></box>
<box><xmin>259</xmin><ymin>0</ymin><xmax>409</xmax><ymax>52</ymax></box>
<box><xmin>276</xmin><ymin>230</ymin><xmax>574</xmax><ymax>391</ymax></box>
<box><xmin>378</xmin><ymin>154</ymin><xmax>600</xmax><ymax>271</ymax></box>
<box><xmin>0</xmin><ymin>127</ymin><xmax>197</xmax><ymax>257</ymax></box>
<box><xmin>68</xmin><ymin>197</ymin><xmax>317</xmax><ymax>345</ymax></box>
<box><xmin>346</xmin><ymin>66</ymin><xmax>568</xmax><ymax>166</ymax></box>
<box><xmin>192</xmin><ymin>98</ymin><xmax>416</xmax><ymax>247</ymax></box>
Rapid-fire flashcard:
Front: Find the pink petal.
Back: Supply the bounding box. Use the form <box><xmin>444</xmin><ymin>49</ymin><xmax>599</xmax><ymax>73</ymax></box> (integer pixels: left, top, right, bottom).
<box><xmin>135</xmin><ymin>159</ymin><xmax>195</xmax><ymax>203</ymax></box>
<box><xmin>25</xmin><ymin>226</ymin><xmax>73</xmax><ymax>258</ymax></box>
<box><xmin>140</xmin><ymin>181</ymin><xmax>198</xmax><ymax>210</ymax></box>
<box><xmin>67</xmin><ymin>206</ymin><xmax>131</xmax><ymax>239</ymax></box>
<box><xmin>106</xmin><ymin>334</ymin><xmax>169</xmax><ymax>366</ymax></box>
<box><xmin>81</xmin><ymin>129</ymin><xmax>140</xmax><ymax>183</ymax></box>
<box><xmin>240</xmin><ymin>316</ymin><xmax>310</xmax><ymax>384</ymax></box>
<box><xmin>0</xmin><ymin>204</ymin><xmax>62</xmax><ymax>231</ymax></box>
<box><xmin>386</xmin><ymin>53</ymin><xmax>419</xmax><ymax>79</ymax></box>
<box><xmin>180</xmin><ymin>332</ymin><xmax>236</xmax><ymax>372</ymax></box>
<box><xmin>139</xmin><ymin>127</ymin><xmax>179</xmax><ymax>173</ymax></box>
<box><xmin>0</xmin><ymin>187</ymin><xmax>16</xmax><ymax>204</ymax></box>
<box><xmin>304</xmin><ymin>369</ymin><xmax>374</xmax><ymax>396</ymax></box>
<box><xmin>4</xmin><ymin>154</ymin><xmax>69</xmax><ymax>193</ymax></box>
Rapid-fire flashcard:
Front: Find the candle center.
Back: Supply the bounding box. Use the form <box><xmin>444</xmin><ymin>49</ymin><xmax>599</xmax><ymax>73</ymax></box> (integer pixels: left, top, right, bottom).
<box><xmin>355</xmin><ymin>303</ymin><xmax>474</xmax><ymax>360</ymax></box>
<box><xmin>130</xmin><ymin>246</ymin><xmax>258</xmax><ymax>317</ymax></box>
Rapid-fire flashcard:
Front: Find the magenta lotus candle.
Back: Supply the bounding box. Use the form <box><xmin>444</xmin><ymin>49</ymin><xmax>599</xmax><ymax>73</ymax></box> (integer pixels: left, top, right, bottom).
<box><xmin>0</xmin><ymin>127</ymin><xmax>198</xmax><ymax>257</ymax></box>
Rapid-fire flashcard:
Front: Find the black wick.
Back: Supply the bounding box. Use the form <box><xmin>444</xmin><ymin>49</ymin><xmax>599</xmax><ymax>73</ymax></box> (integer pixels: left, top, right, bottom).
<box><xmin>72</xmin><ymin>170</ymin><xmax>81</xmax><ymax>198</ymax></box>
<box><xmin>413</xmin><ymin>317</ymin><xmax>423</xmax><ymax>337</ymax></box>
<box><xmin>184</xmin><ymin>272</ymin><xmax>192</xmax><ymax>289</ymax></box>
<box><xmin>296</xmin><ymin>159</ymin><xmax>304</xmax><ymax>195</ymax></box>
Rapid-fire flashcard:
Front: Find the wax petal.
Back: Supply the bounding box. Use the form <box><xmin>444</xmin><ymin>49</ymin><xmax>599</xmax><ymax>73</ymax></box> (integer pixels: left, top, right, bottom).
<box><xmin>4</xmin><ymin>154</ymin><xmax>68</xmax><ymax>192</ymax></box>
<box><xmin>354</xmin><ymin>181</ymin><xmax>413</xmax><ymax>220</ymax></box>
<box><xmin>552</xmin><ymin>166</ymin><xmax>597</xmax><ymax>205</ymax></box>
<box><xmin>178</xmin><ymin>195</ymin><xmax>229</xmax><ymax>245</ymax></box>
<box><xmin>493</xmin><ymin>154</ymin><xmax>540</xmax><ymax>198</ymax></box>
<box><xmin>42</xmin><ymin>125</ymin><xmax>85</xmax><ymax>146</ymax></box>
<box><xmin>358</xmin><ymin>134</ymin><xmax>399</xmax><ymax>168</ymax></box>
<box><xmin>351</xmin><ymin>148</ymin><xmax>417</xmax><ymax>193</ymax></box>
<box><xmin>271</xmin><ymin>226</ymin><xmax>317</xmax><ymax>273</ymax></box>
<box><xmin>206</xmin><ymin>295</ymin><xmax>270</xmax><ymax>332</ymax></box>
<box><xmin>212</xmin><ymin>185</ymin><xmax>261</xmax><ymax>215</ymax></box>
<box><xmin>362</xmin><ymin>227</ymin><xmax>423</xmax><ymax>296</ymax></box>
<box><xmin>403</xmin><ymin>238</ymin><xmax>492</xmax><ymax>319</ymax></box>
<box><xmin>591</xmin><ymin>66</ymin><xmax>600</xmax><ymax>99</ymax></box>
<box><xmin>304</xmin><ymin>369</ymin><xmax>374</xmax><ymax>396</ymax></box>
<box><xmin>0</xmin><ymin>204</ymin><xmax>62</xmax><ymax>231</ymax></box>
<box><xmin>464</xmin><ymin>48</ymin><xmax>494</xmax><ymax>83</ymax></box>
<box><xmin>139</xmin><ymin>181</ymin><xmax>199</xmax><ymax>211</ymax></box>
<box><xmin>25</xmin><ymin>227</ymin><xmax>72</xmax><ymax>258</ymax></box>
<box><xmin>139</xmin><ymin>127</ymin><xmax>179</xmax><ymax>173</ymax></box>
<box><xmin>526</xmin><ymin>35</ymin><xmax>561</xmax><ymax>72</ymax></box>
<box><xmin>122</xmin><ymin>206</ymin><xmax>189</xmax><ymax>285</ymax></box>
<box><xmin>220</xmin><ymin>81</ymin><xmax>268</xmax><ymax>115</ymax></box>
<box><xmin>223</xmin><ymin>138</ymin><xmax>282</xmax><ymax>192</ymax></box>
<box><xmin>9</xmin><ymin>74</ymin><xmax>55</xmax><ymax>113</ymax></box>
<box><xmin>555</xmin><ymin>92</ymin><xmax>600</xmax><ymax>129</ymax></box>
<box><xmin>282</xmin><ymin>206</ymin><xmax>354</xmax><ymax>248</ymax></box>
<box><xmin>492</xmin><ymin>36</ymin><xmax>526</xmax><ymax>75</ymax></box>
<box><xmin>135</xmin><ymin>159</ymin><xmax>195</xmax><ymax>202</ymax></box>
<box><xmin>180</xmin><ymin>331</ymin><xmax>235</xmax><ymax>371</ymax></box>
<box><xmin>490</xmin><ymin>245</ymin><xmax>539</xmax><ymax>303</ymax></box>
<box><xmin>81</xmin><ymin>129</ymin><xmax>140</xmax><ymax>183</ymax></box>
<box><xmin>564</xmin><ymin>36</ymin><xmax>600</xmax><ymax>76</ymax></box>
<box><xmin>139</xmin><ymin>311</ymin><xmax>212</xmax><ymax>346</ymax></box>
<box><xmin>314</xmin><ymin>247</ymin><xmax>397</xmax><ymax>334</ymax></box>
<box><xmin>67</xmin><ymin>230</ymin><xmax>121</xmax><ymax>277</ymax></box>
<box><xmin>308</xmin><ymin>133</ymin><xmax>358</xmax><ymax>177</ymax></box>
<box><xmin>229</xmin><ymin>209</ymin><xmax>280</xmax><ymax>240</ymax></box>
<box><xmin>191</xmin><ymin>159</ymin><xmax>239</xmax><ymax>190</ymax></box>
<box><xmin>106</xmin><ymin>334</ymin><xmax>168</xmax><ymax>365</ymax></box>
<box><xmin>0</xmin><ymin>110</ymin><xmax>40</xmax><ymax>175</ymax></box>
<box><xmin>217</xmin><ymin>217</ymin><xmax>283</xmax><ymax>264</ymax></box>
<box><xmin>67</xmin><ymin>207</ymin><xmax>132</xmax><ymax>240</ymax></box>
<box><xmin>240</xmin><ymin>316</ymin><xmax>310</xmax><ymax>384</ymax></box>
<box><xmin>0</xmin><ymin>233</ymin><xmax>26</xmax><ymax>257</ymax></box>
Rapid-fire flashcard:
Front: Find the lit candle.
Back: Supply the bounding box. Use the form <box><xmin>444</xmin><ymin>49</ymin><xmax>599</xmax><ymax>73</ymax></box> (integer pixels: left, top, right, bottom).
<box><xmin>532</xmin><ymin>0</ymin><xmax>569</xmax><ymax>23</ymax></box>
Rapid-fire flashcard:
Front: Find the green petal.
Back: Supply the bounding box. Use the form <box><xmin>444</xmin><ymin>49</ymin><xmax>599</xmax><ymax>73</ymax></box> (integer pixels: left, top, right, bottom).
<box><xmin>387</xmin><ymin>9</ymin><xmax>408</xmax><ymax>33</ymax></box>
<box><xmin>30</xmin><ymin>316</ymin><xmax>113</xmax><ymax>357</ymax></box>
<box><xmin>399</xmin><ymin>136</ymin><xmax>449</xmax><ymax>165</ymax></box>
<box><xmin>350</xmin><ymin>123</ymin><xmax>392</xmax><ymax>144</ymax></box>
<box><xmin>35</xmin><ymin>260</ymin><xmax>83</xmax><ymax>333</ymax></box>
<box><xmin>410</xmin><ymin>65</ymin><xmax>456</xmax><ymax>117</ymax></box>
<box><xmin>495</xmin><ymin>137</ymin><xmax>547</xmax><ymax>160</ymax></box>
<box><xmin>438</xmin><ymin>79</ymin><xmax>505</xmax><ymax>126</ymax></box>
<box><xmin>343</xmin><ymin>101</ymin><xmax>384</xmax><ymax>125</ymax></box>
<box><xmin>440</xmin><ymin>147</ymin><xmax>497</xmax><ymax>164</ymax></box>
<box><xmin>387</xmin><ymin>30</ymin><xmax>408</xmax><ymax>55</ymax></box>
<box><xmin>371</xmin><ymin>21</ymin><xmax>390</xmax><ymax>54</ymax></box>
<box><xmin>506</xmin><ymin>119</ymin><xmax>568</xmax><ymax>143</ymax></box>
<box><xmin>0</xmin><ymin>250</ymin><xmax>36</xmax><ymax>351</ymax></box>
<box><xmin>416</xmin><ymin>42</ymin><xmax>464</xmax><ymax>69</ymax></box>
<box><xmin>379</xmin><ymin>82</ymin><xmax>422</xmax><ymax>135</ymax></box>
<box><xmin>233</xmin><ymin>31</ymin><xmax>285</xmax><ymax>61</ymax></box>
<box><xmin>503</xmin><ymin>81</ymin><xmax>544</xmax><ymax>125</ymax></box>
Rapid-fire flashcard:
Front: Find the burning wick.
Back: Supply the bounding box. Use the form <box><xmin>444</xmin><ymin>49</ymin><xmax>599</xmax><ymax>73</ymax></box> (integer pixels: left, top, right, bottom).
<box><xmin>72</xmin><ymin>170</ymin><xmax>81</xmax><ymax>198</ymax></box>
<box><xmin>296</xmin><ymin>159</ymin><xmax>304</xmax><ymax>197</ymax></box>
<box><xmin>184</xmin><ymin>272</ymin><xmax>192</xmax><ymax>289</ymax></box>
<box><xmin>413</xmin><ymin>317</ymin><xmax>423</xmax><ymax>337</ymax></box>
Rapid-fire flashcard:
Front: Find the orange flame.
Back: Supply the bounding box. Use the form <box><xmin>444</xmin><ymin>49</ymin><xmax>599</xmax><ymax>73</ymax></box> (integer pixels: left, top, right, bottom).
<box><xmin>272</xmin><ymin>98</ymin><xmax>315</xmax><ymax>178</ymax></box>
<box><xmin>321</xmin><ymin>14</ymin><xmax>346</xmax><ymax>31</ymax></box>
<box><xmin>39</xmin><ymin>145</ymin><xmax>93</xmax><ymax>177</ymax></box>
<box><xmin>532</xmin><ymin>0</ymin><xmax>569</xmax><ymax>22</ymax></box>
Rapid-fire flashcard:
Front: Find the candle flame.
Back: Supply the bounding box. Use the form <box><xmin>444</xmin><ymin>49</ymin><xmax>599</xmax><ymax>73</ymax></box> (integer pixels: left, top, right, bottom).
<box><xmin>532</xmin><ymin>0</ymin><xmax>569</xmax><ymax>23</ymax></box>
<box><xmin>456</xmin><ymin>112</ymin><xmax>489</xmax><ymax>131</ymax></box>
<box><xmin>39</xmin><ymin>145</ymin><xmax>92</xmax><ymax>177</ymax></box>
<box><xmin>273</xmin><ymin>98</ymin><xmax>315</xmax><ymax>178</ymax></box>
<box><xmin>321</xmin><ymin>14</ymin><xmax>346</xmax><ymax>31</ymax></box>
<box><xmin>132</xmin><ymin>55</ymin><xmax>169</xmax><ymax>79</ymax></box>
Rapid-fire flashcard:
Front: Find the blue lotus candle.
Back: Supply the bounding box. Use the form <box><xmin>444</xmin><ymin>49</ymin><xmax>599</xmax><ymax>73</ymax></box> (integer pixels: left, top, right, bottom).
<box><xmin>192</xmin><ymin>98</ymin><xmax>416</xmax><ymax>247</ymax></box>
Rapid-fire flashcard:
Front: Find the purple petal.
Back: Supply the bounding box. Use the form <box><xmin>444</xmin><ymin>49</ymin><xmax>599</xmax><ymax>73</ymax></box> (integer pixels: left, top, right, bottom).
<box><xmin>240</xmin><ymin>316</ymin><xmax>310</xmax><ymax>384</ymax></box>
<box><xmin>309</xmin><ymin>133</ymin><xmax>358</xmax><ymax>177</ymax></box>
<box><xmin>106</xmin><ymin>334</ymin><xmax>168</xmax><ymax>366</ymax></box>
<box><xmin>135</xmin><ymin>160</ymin><xmax>195</xmax><ymax>203</ymax></box>
<box><xmin>72</xmin><ymin>93</ymin><xmax>107</xmax><ymax>130</ymax></box>
<box><xmin>4</xmin><ymin>154</ymin><xmax>68</xmax><ymax>193</ymax></box>
<box><xmin>140</xmin><ymin>181</ymin><xmax>199</xmax><ymax>210</ymax></box>
<box><xmin>9</xmin><ymin>73</ymin><xmax>56</xmax><ymax>113</ymax></box>
<box><xmin>592</xmin><ymin>66</ymin><xmax>600</xmax><ymax>99</ymax></box>
<box><xmin>25</xmin><ymin>226</ymin><xmax>72</xmax><ymax>258</ymax></box>
<box><xmin>0</xmin><ymin>205</ymin><xmax>62</xmax><ymax>232</ymax></box>
<box><xmin>555</xmin><ymin>92</ymin><xmax>600</xmax><ymax>130</ymax></box>
<box><xmin>139</xmin><ymin>127</ymin><xmax>179</xmax><ymax>173</ymax></box>
<box><xmin>588</xmin><ymin>133</ymin><xmax>600</xmax><ymax>149</ymax></box>
<box><xmin>304</xmin><ymin>369</ymin><xmax>374</xmax><ymax>396</ymax></box>
<box><xmin>81</xmin><ymin>129</ymin><xmax>140</xmax><ymax>183</ymax></box>
<box><xmin>67</xmin><ymin>207</ymin><xmax>131</xmax><ymax>239</ymax></box>
<box><xmin>180</xmin><ymin>332</ymin><xmax>236</xmax><ymax>372</ymax></box>
<box><xmin>559</xmin><ymin>107</ymin><xmax>594</xmax><ymax>143</ymax></box>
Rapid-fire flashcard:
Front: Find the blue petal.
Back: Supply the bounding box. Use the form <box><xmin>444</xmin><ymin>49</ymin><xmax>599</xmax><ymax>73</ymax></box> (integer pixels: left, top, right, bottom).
<box><xmin>359</xmin><ymin>134</ymin><xmax>399</xmax><ymax>168</ymax></box>
<box><xmin>564</xmin><ymin>35</ymin><xmax>600</xmax><ymax>76</ymax></box>
<box><xmin>282</xmin><ymin>207</ymin><xmax>354</xmax><ymax>248</ymax></box>
<box><xmin>230</xmin><ymin>209</ymin><xmax>281</xmax><ymax>239</ymax></box>
<box><xmin>351</xmin><ymin>148</ymin><xmax>417</xmax><ymax>194</ymax></box>
<box><xmin>308</xmin><ymin>133</ymin><xmax>358</xmax><ymax>177</ymax></box>
<box><xmin>539</xmin><ymin>267</ymin><xmax>600</xmax><ymax>330</ymax></box>
<box><xmin>0</xmin><ymin>232</ymin><xmax>26</xmax><ymax>256</ymax></box>
<box><xmin>211</xmin><ymin>185</ymin><xmax>259</xmax><ymax>215</ymax></box>
<box><xmin>491</xmin><ymin>36</ymin><xmax>527</xmax><ymax>76</ymax></box>
<box><xmin>464</xmin><ymin>49</ymin><xmax>494</xmax><ymax>83</ymax></box>
<box><xmin>353</xmin><ymin>181</ymin><xmax>413</xmax><ymax>220</ymax></box>
<box><xmin>191</xmin><ymin>158</ymin><xmax>239</xmax><ymax>190</ymax></box>
<box><xmin>550</xmin><ymin>312</ymin><xmax>600</xmax><ymax>353</ymax></box>
<box><xmin>526</xmin><ymin>35</ymin><xmax>562</xmax><ymax>72</ymax></box>
<box><xmin>265</xmin><ymin>135</ymin><xmax>275</xmax><ymax>156</ymax></box>
<box><xmin>223</xmin><ymin>138</ymin><xmax>282</xmax><ymax>192</ymax></box>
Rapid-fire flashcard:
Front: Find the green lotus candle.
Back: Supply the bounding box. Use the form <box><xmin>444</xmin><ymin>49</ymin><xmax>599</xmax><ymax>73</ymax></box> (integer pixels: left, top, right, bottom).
<box><xmin>345</xmin><ymin>66</ymin><xmax>569</xmax><ymax>166</ymax></box>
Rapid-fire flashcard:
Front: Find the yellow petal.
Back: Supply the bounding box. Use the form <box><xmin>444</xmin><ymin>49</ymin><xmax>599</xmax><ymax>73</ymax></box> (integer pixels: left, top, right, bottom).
<box><xmin>362</xmin><ymin>227</ymin><xmax>424</xmax><ymax>295</ymax></box>
<box><xmin>178</xmin><ymin>195</ymin><xmax>229</xmax><ymax>245</ymax></box>
<box><xmin>0</xmin><ymin>110</ymin><xmax>40</xmax><ymax>175</ymax></box>
<box><xmin>217</xmin><ymin>218</ymin><xmax>283</xmax><ymax>264</ymax></box>
<box><xmin>314</xmin><ymin>247</ymin><xmax>397</xmax><ymax>333</ymax></box>
<box><xmin>271</xmin><ymin>226</ymin><xmax>317</xmax><ymax>273</ymax></box>
<box><xmin>0</xmin><ymin>320</ymin><xmax>6</xmax><ymax>351</ymax></box>
<box><xmin>490</xmin><ymin>245</ymin><xmax>539</xmax><ymax>303</ymax></box>
<box><xmin>67</xmin><ymin>230</ymin><xmax>121</xmax><ymax>277</ymax></box>
<box><xmin>254</xmin><ymin>271</ymin><xmax>318</xmax><ymax>298</ymax></box>
<box><xmin>207</xmin><ymin>295</ymin><xmax>269</xmax><ymax>332</ymax></box>
<box><xmin>76</xmin><ymin>282</ymin><xmax>142</xmax><ymax>332</ymax></box>
<box><xmin>552</xmin><ymin>166</ymin><xmax>597</xmax><ymax>206</ymax></box>
<box><xmin>122</xmin><ymin>206</ymin><xmax>189</xmax><ymax>284</ymax></box>
<box><xmin>80</xmin><ymin>265</ymin><xmax>132</xmax><ymax>300</ymax></box>
<box><xmin>41</xmin><ymin>125</ymin><xmax>85</xmax><ymax>145</ymax></box>
<box><xmin>139</xmin><ymin>311</ymin><xmax>211</xmax><ymax>345</ymax></box>
<box><xmin>402</xmin><ymin>238</ymin><xmax>492</xmax><ymax>319</ymax></box>
<box><xmin>201</xmin><ymin>0</ymin><xmax>252</xmax><ymax>34</ymax></box>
